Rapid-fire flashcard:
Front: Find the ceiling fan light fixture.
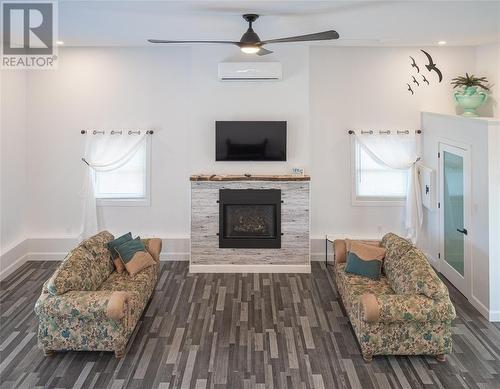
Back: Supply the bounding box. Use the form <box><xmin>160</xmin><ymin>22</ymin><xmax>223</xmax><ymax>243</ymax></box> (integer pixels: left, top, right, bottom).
<box><xmin>241</xmin><ymin>45</ymin><xmax>260</xmax><ymax>54</ymax></box>
<box><xmin>148</xmin><ymin>13</ymin><xmax>339</xmax><ymax>57</ymax></box>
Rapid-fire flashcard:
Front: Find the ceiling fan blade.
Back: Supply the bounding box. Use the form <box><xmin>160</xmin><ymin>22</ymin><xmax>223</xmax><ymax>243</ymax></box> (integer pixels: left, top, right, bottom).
<box><xmin>262</xmin><ymin>30</ymin><xmax>339</xmax><ymax>44</ymax></box>
<box><xmin>148</xmin><ymin>39</ymin><xmax>240</xmax><ymax>45</ymax></box>
<box><xmin>257</xmin><ymin>47</ymin><xmax>274</xmax><ymax>56</ymax></box>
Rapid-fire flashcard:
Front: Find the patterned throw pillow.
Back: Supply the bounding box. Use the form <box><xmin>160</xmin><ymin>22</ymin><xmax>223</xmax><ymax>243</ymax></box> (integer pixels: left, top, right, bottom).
<box><xmin>344</xmin><ymin>240</ymin><xmax>386</xmax><ymax>280</ymax></box>
<box><xmin>114</xmin><ymin>237</ymin><xmax>156</xmax><ymax>276</ymax></box>
<box><xmin>107</xmin><ymin>232</ymin><xmax>132</xmax><ymax>273</ymax></box>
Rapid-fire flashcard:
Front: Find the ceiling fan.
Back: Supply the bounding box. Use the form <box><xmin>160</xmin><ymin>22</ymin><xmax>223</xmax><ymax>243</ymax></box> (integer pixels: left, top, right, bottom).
<box><xmin>148</xmin><ymin>14</ymin><xmax>339</xmax><ymax>55</ymax></box>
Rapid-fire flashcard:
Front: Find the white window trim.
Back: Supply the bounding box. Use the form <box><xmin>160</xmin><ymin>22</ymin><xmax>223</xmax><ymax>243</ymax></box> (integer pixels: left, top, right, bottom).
<box><xmin>96</xmin><ymin>137</ymin><xmax>151</xmax><ymax>207</ymax></box>
<box><xmin>350</xmin><ymin>136</ymin><xmax>406</xmax><ymax>207</ymax></box>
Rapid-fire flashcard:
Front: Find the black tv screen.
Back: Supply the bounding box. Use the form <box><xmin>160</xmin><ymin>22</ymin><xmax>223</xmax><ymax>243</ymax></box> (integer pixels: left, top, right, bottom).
<box><xmin>216</xmin><ymin>121</ymin><xmax>287</xmax><ymax>161</ymax></box>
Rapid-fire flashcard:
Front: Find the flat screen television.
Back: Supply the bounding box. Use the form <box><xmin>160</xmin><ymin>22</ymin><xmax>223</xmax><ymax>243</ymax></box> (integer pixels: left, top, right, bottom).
<box><xmin>216</xmin><ymin>121</ymin><xmax>287</xmax><ymax>161</ymax></box>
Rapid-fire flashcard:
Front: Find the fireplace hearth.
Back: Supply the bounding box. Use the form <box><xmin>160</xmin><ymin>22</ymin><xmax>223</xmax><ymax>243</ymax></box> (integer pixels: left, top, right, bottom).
<box><xmin>219</xmin><ymin>189</ymin><xmax>281</xmax><ymax>248</ymax></box>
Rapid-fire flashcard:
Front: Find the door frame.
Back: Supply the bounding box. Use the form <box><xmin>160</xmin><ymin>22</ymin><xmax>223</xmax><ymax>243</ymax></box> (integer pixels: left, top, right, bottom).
<box><xmin>438</xmin><ymin>139</ymin><xmax>472</xmax><ymax>298</ymax></box>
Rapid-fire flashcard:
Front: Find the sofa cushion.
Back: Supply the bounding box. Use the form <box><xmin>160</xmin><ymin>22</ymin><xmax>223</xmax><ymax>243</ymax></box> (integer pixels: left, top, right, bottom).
<box><xmin>345</xmin><ymin>252</ymin><xmax>383</xmax><ymax>280</ymax></box>
<box><xmin>336</xmin><ymin>262</ymin><xmax>387</xmax><ymax>287</ymax></box>
<box><xmin>380</xmin><ymin>232</ymin><xmax>413</xmax><ymax>281</ymax></box>
<box><xmin>115</xmin><ymin>238</ymin><xmax>156</xmax><ymax>276</ymax></box>
<box><xmin>107</xmin><ymin>232</ymin><xmax>132</xmax><ymax>273</ymax></box>
<box><xmin>345</xmin><ymin>240</ymin><xmax>386</xmax><ymax>280</ymax></box>
<box><xmin>82</xmin><ymin>230</ymin><xmax>116</xmax><ymax>278</ymax></box>
<box><xmin>47</xmin><ymin>231</ymin><xmax>115</xmax><ymax>295</ymax></box>
<box><xmin>335</xmin><ymin>262</ymin><xmax>394</xmax><ymax>315</ymax></box>
<box><xmin>347</xmin><ymin>240</ymin><xmax>386</xmax><ymax>261</ymax></box>
<box><xmin>99</xmin><ymin>264</ymin><xmax>157</xmax><ymax>297</ymax></box>
<box><xmin>341</xmin><ymin>276</ymin><xmax>394</xmax><ymax>315</ymax></box>
<box><xmin>98</xmin><ymin>264</ymin><xmax>159</xmax><ymax>330</ymax></box>
<box><xmin>390</xmin><ymin>248</ymin><xmax>449</xmax><ymax>299</ymax></box>
<box><xmin>47</xmin><ymin>246</ymin><xmax>105</xmax><ymax>295</ymax></box>
<box><xmin>360</xmin><ymin>293</ymin><xmax>456</xmax><ymax>323</ymax></box>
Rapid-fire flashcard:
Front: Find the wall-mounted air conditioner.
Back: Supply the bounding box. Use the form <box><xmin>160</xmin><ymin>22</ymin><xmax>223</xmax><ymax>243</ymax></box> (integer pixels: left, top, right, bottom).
<box><xmin>218</xmin><ymin>62</ymin><xmax>282</xmax><ymax>81</ymax></box>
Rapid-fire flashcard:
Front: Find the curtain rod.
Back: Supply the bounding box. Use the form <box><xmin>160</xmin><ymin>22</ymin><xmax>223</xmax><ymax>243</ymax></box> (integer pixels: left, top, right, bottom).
<box><xmin>80</xmin><ymin>129</ymin><xmax>154</xmax><ymax>135</ymax></box>
<box><xmin>347</xmin><ymin>129</ymin><xmax>422</xmax><ymax>135</ymax></box>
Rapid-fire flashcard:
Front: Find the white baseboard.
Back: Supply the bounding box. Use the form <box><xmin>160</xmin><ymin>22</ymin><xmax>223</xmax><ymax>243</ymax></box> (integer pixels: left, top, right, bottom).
<box><xmin>0</xmin><ymin>253</ymin><xmax>28</xmax><ymax>280</ymax></box>
<box><xmin>470</xmin><ymin>294</ymin><xmax>492</xmax><ymax>321</ymax></box>
<box><xmin>0</xmin><ymin>239</ymin><xmax>29</xmax><ymax>280</ymax></box>
<box><xmin>189</xmin><ymin>264</ymin><xmax>311</xmax><ymax>273</ymax></box>
<box><xmin>160</xmin><ymin>252</ymin><xmax>190</xmax><ymax>261</ymax></box>
<box><xmin>0</xmin><ymin>237</ymin><xmax>191</xmax><ymax>280</ymax></box>
<box><xmin>489</xmin><ymin>310</ymin><xmax>500</xmax><ymax>322</ymax></box>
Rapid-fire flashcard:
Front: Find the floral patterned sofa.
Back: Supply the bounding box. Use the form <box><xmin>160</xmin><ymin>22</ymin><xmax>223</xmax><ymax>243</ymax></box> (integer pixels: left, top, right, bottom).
<box><xmin>334</xmin><ymin>233</ymin><xmax>456</xmax><ymax>362</ymax></box>
<box><xmin>35</xmin><ymin>231</ymin><xmax>161</xmax><ymax>358</ymax></box>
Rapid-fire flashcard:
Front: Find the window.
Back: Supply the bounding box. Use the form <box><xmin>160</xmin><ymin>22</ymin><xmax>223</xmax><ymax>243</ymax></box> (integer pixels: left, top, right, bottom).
<box><xmin>94</xmin><ymin>139</ymin><xmax>151</xmax><ymax>206</ymax></box>
<box><xmin>352</xmin><ymin>139</ymin><xmax>407</xmax><ymax>205</ymax></box>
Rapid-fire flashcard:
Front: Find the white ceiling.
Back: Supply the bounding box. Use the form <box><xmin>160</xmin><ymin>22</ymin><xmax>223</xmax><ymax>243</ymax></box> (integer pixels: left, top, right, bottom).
<box><xmin>59</xmin><ymin>1</ymin><xmax>500</xmax><ymax>47</ymax></box>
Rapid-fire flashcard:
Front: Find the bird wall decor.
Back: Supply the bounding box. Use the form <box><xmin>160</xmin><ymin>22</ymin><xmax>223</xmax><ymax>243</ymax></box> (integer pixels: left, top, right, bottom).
<box><xmin>405</xmin><ymin>50</ymin><xmax>443</xmax><ymax>95</ymax></box>
<box><xmin>410</xmin><ymin>56</ymin><xmax>420</xmax><ymax>73</ymax></box>
<box><xmin>421</xmin><ymin>50</ymin><xmax>443</xmax><ymax>82</ymax></box>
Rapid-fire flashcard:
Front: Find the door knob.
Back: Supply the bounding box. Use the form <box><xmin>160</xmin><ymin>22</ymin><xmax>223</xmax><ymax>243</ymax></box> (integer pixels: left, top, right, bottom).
<box><xmin>457</xmin><ymin>228</ymin><xmax>468</xmax><ymax>235</ymax></box>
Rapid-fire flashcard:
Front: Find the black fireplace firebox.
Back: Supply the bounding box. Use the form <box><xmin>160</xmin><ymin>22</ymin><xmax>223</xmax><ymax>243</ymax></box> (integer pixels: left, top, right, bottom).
<box><xmin>219</xmin><ymin>189</ymin><xmax>281</xmax><ymax>248</ymax></box>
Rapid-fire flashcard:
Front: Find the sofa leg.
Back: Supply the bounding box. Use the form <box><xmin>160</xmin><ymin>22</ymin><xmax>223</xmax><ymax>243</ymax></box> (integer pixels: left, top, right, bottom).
<box><xmin>43</xmin><ymin>349</ymin><xmax>55</xmax><ymax>357</ymax></box>
<box><xmin>115</xmin><ymin>348</ymin><xmax>126</xmax><ymax>359</ymax></box>
<box><xmin>435</xmin><ymin>354</ymin><xmax>446</xmax><ymax>362</ymax></box>
<box><xmin>362</xmin><ymin>353</ymin><xmax>373</xmax><ymax>363</ymax></box>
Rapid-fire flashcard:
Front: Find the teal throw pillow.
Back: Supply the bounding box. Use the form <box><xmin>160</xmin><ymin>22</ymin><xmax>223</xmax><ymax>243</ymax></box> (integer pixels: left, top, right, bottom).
<box><xmin>345</xmin><ymin>251</ymin><xmax>383</xmax><ymax>280</ymax></box>
<box><xmin>107</xmin><ymin>232</ymin><xmax>132</xmax><ymax>259</ymax></box>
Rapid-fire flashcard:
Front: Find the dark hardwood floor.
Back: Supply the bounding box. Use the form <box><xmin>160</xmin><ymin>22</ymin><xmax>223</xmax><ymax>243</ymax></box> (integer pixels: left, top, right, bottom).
<box><xmin>1</xmin><ymin>261</ymin><xmax>499</xmax><ymax>389</ymax></box>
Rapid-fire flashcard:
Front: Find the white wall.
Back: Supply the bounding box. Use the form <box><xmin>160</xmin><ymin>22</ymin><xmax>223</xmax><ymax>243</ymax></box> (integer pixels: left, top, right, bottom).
<box><xmin>189</xmin><ymin>46</ymin><xmax>310</xmax><ymax>176</ymax></box>
<box><xmin>1</xmin><ymin>44</ymin><xmax>490</xmax><ymax>269</ymax></box>
<box><xmin>25</xmin><ymin>47</ymin><xmax>191</xmax><ymax>240</ymax></box>
<box><xmin>24</xmin><ymin>46</ymin><xmax>308</xmax><ymax>243</ymax></box>
<box><xmin>476</xmin><ymin>43</ymin><xmax>500</xmax><ymax>118</ymax></box>
<box><xmin>309</xmin><ymin>46</ymin><xmax>476</xmax><ymax>239</ymax></box>
<box><xmin>0</xmin><ymin>70</ymin><xmax>28</xmax><ymax>275</ymax></box>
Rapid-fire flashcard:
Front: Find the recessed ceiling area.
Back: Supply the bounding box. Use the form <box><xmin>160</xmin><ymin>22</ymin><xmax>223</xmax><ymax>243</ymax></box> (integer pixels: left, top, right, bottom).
<box><xmin>59</xmin><ymin>0</ymin><xmax>500</xmax><ymax>47</ymax></box>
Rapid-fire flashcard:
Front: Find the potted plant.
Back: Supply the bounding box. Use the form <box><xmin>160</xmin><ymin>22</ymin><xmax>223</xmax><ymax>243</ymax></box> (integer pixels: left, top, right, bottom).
<box><xmin>451</xmin><ymin>73</ymin><xmax>489</xmax><ymax>117</ymax></box>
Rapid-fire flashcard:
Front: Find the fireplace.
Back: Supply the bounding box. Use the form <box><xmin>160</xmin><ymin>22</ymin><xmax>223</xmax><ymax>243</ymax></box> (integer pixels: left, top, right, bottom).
<box><xmin>219</xmin><ymin>189</ymin><xmax>281</xmax><ymax>248</ymax></box>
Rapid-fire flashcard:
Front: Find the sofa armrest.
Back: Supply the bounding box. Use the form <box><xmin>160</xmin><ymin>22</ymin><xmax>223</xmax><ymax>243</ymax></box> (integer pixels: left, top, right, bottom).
<box><xmin>360</xmin><ymin>293</ymin><xmax>456</xmax><ymax>323</ymax></box>
<box><xmin>334</xmin><ymin>240</ymin><xmax>347</xmax><ymax>263</ymax></box>
<box><xmin>35</xmin><ymin>290</ymin><xmax>130</xmax><ymax>322</ymax></box>
<box><xmin>142</xmin><ymin>238</ymin><xmax>162</xmax><ymax>262</ymax></box>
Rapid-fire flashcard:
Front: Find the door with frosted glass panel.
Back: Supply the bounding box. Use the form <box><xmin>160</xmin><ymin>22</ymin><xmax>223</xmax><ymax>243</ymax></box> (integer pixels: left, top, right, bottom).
<box><xmin>439</xmin><ymin>143</ymin><xmax>470</xmax><ymax>296</ymax></box>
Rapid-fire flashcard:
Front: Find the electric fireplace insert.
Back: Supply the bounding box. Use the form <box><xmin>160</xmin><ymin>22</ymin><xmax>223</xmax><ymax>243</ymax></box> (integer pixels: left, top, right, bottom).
<box><xmin>219</xmin><ymin>189</ymin><xmax>281</xmax><ymax>248</ymax></box>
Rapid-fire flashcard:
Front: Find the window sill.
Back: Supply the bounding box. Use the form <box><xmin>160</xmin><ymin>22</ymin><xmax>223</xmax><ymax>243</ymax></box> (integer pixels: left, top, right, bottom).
<box><xmin>352</xmin><ymin>197</ymin><xmax>405</xmax><ymax>207</ymax></box>
<box><xmin>96</xmin><ymin>198</ymin><xmax>150</xmax><ymax>207</ymax></box>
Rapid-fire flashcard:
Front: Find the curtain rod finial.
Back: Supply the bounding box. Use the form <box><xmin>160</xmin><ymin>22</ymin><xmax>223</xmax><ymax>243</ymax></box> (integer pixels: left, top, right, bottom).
<box><xmin>81</xmin><ymin>130</ymin><xmax>86</xmax><ymax>134</ymax></box>
<box><xmin>348</xmin><ymin>130</ymin><xmax>354</xmax><ymax>135</ymax></box>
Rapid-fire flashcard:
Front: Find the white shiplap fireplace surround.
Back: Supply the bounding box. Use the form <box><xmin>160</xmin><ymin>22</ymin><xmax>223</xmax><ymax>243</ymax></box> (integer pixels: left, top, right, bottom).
<box><xmin>190</xmin><ymin>175</ymin><xmax>311</xmax><ymax>273</ymax></box>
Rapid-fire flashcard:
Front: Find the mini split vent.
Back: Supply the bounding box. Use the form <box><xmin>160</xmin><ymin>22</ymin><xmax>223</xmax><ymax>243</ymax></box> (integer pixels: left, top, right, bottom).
<box><xmin>218</xmin><ymin>62</ymin><xmax>282</xmax><ymax>81</ymax></box>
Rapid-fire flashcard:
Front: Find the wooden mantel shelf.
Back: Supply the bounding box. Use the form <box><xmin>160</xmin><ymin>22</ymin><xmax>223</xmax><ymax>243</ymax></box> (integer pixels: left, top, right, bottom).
<box><xmin>190</xmin><ymin>174</ymin><xmax>311</xmax><ymax>182</ymax></box>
